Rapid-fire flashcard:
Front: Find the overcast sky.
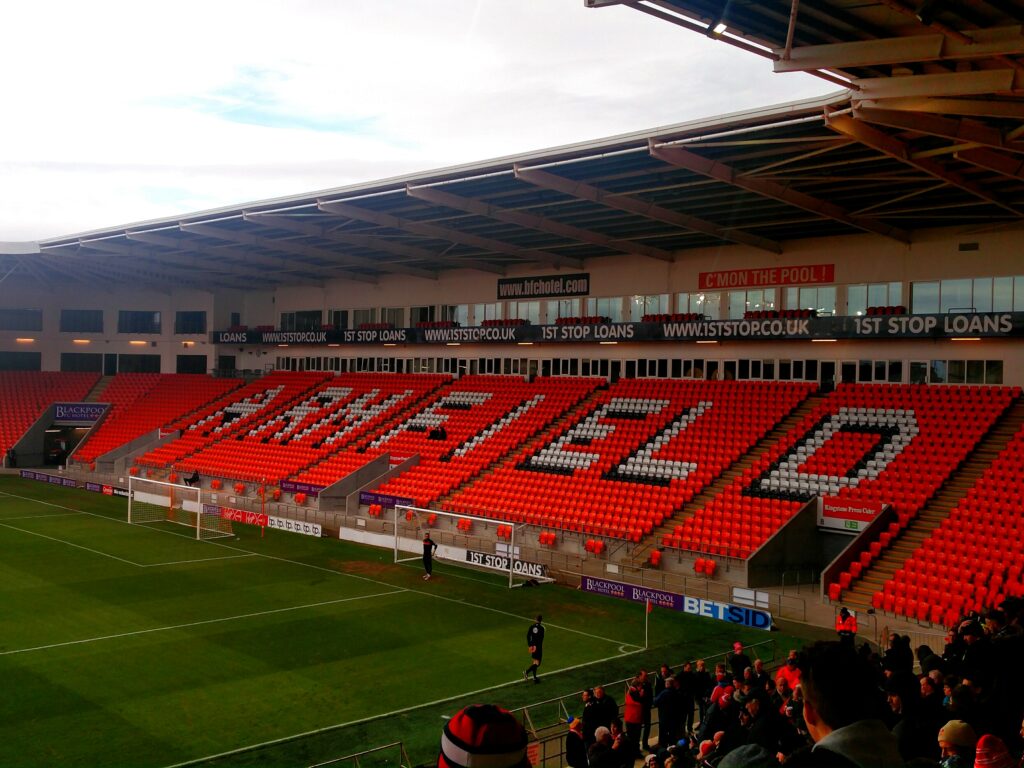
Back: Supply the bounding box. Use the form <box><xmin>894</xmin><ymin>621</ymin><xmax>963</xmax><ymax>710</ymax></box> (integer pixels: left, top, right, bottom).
<box><xmin>0</xmin><ymin>0</ymin><xmax>830</xmax><ymax>242</ymax></box>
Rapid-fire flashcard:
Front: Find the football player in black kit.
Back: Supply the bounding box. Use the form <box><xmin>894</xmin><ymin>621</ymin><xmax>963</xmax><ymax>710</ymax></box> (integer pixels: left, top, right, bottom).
<box><xmin>524</xmin><ymin>615</ymin><xmax>544</xmax><ymax>683</ymax></box>
<box><xmin>422</xmin><ymin>532</ymin><xmax>438</xmax><ymax>580</ymax></box>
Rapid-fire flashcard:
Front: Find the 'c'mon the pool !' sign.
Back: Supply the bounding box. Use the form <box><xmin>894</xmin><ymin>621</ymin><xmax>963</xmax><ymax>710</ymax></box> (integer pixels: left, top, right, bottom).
<box><xmin>698</xmin><ymin>264</ymin><xmax>835</xmax><ymax>290</ymax></box>
<box><xmin>580</xmin><ymin>575</ymin><xmax>773</xmax><ymax>630</ymax></box>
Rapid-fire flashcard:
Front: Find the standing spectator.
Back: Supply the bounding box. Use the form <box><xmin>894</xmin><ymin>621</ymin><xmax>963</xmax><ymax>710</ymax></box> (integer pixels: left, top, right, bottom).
<box><xmin>593</xmin><ymin>685</ymin><xmax>618</xmax><ymax>732</ymax></box>
<box><xmin>565</xmin><ymin>717</ymin><xmax>588</xmax><ymax>768</ymax></box>
<box><xmin>783</xmin><ymin>641</ymin><xmax>902</xmax><ymax>767</ymax></box>
<box><xmin>624</xmin><ymin>676</ymin><xmax>647</xmax><ymax>757</ymax></box>
<box><xmin>835</xmin><ymin>607</ymin><xmax>857</xmax><ymax>649</ymax></box>
<box><xmin>582</xmin><ymin>689</ymin><xmax>601</xmax><ymax>747</ymax></box>
<box><xmin>751</xmin><ymin>658</ymin><xmax>770</xmax><ymax>693</ymax></box>
<box><xmin>422</xmin><ymin>531</ymin><xmax>438</xmax><ymax>580</ymax></box>
<box><xmin>676</xmin><ymin>661</ymin><xmax>697</xmax><ymax>737</ymax></box>
<box><xmin>973</xmin><ymin>734</ymin><xmax>1014</xmax><ymax>768</ymax></box>
<box><xmin>776</xmin><ymin>650</ymin><xmax>802</xmax><ymax>693</ymax></box>
<box><xmin>635</xmin><ymin>669</ymin><xmax>654</xmax><ymax>754</ymax></box>
<box><xmin>524</xmin><ymin>615</ymin><xmax>544</xmax><ymax>683</ymax></box>
<box><xmin>729</xmin><ymin>642</ymin><xmax>751</xmax><ymax>682</ymax></box>
<box><xmin>693</xmin><ymin>659</ymin><xmax>713</xmax><ymax>728</ymax></box>
<box><xmin>654</xmin><ymin>663</ymin><xmax>674</xmax><ymax>697</ymax></box>
<box><xmin>654</xmin><ymin>675</ymin><xmax>684</xmax><ymax>750</ymax></box>
<box><xmin>588</xmin><ymin>727</ymin><xmax>615</xmax><ymax>768</ymax></box>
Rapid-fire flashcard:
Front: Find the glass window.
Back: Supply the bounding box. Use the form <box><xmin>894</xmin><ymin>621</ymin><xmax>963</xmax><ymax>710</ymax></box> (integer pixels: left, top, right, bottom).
<box><xmin>941</xmin><ymin>279</ymin><xmax>973</xmax><ymax>313</ymax></box>
<box><xmin>727</xmin><ymin>288</ymin><xmax>776</xmax><ymax>318</ymax></box>
<box><xmin>60</xmin><ymin>309</ymin><xmax>103</xmax><ymax>333</ymax></box>
<box><xmin>847</xmin><ymin>285</ymin><xmax>868</xmax><ymax>316</ymax></box>
<box><xmin>440</xmin><ymin>305</ymin><xmax>468</xmax><ymax>325</ymax></box>
<box><xmin>678</xmin><ymin>291</ymin><xmax>721</xmax><ymax>318</ymax></box>
<box><xmin>585</xmin><ymin>297</ymin><xmax>622</xmax><ymax>322</ymax></box>
<box><xmin>786</xmin><ymin>286</ymin><xmax>835</xmax><ymax>315</ymax></box>
<box><xmin>174</xmin><ymin>311</ymin><xmax>206</xmax><ymax>335</ymax></box>
<box><xmin>993</xmin><ymin>277</ymin><xmax>1014</xmax><ymax>312</ymax></box>
<box><xmin>946</xmin><ymin>359</ymin><xmax>966</xmax><ymax>384</ymax></box>
<box><xmin>353</xmin><ymin>308</ymin><xmax>377</xmax><ymax>327</ymax></box>
<box><xmin>0</xmin><ymin>308</ymin><xmax>43</xmax><ymax>331</ymax></box>
<box><xmin>328</xmin><ymin>309</ymin><xmax>349</xmax><ymax>329</ymax></box>
<box><xmin>912</xmin><ymin>282</ymin><xmax>940</xmax><ymax>314</ymax></box>
<box><xmin>966</xmin><ymin>360</ymin><xmax>985</xmax><ymax>384</ymax></box>
<box><xmin>280</xmin><ymin>310</ymin><xmax>322</xmax><ymax>331</ymax></box>
<box><xmin>910</xmin><ymin>361</ymin><xmax>928</xmax><ymax>384</ymax></box>
<box><xmin>888</xmin><ymin>361</ymin><xmax>902</xmax><ymax>382</ymax></box>
<box><xmin>929</xmin><ymin>360</ymin><xmax>947</xmax><ymax>383</ymax></box>
<box><xmin>509</xmin><ymin>301</ymin><xmax>540</xmax><ymax>324</ymax></box>
<box><xmin>972</xmin><ymin>278</ymin><xmax>993</xmax><ymax>313</ymax></box>
<box><xmin>986</xmin><ymin>360</ymin><xmax>1003</xmax><ymax>384</ymax></box>
<box><xmin>630</xmin><ymin>294</ymin><xmax>668</xmax><ymax>319</ymax></box>
<box><xmin>1016</xmin><ymin>277</ymin><xmax>1024</xmax><ymax>311</ymax></box>
<box><xmin>473</xmin><ymin>303</ymin><xmax>501</xmax><ymax>323</ymax></box>
<box><xmin>545</xmin><ymin>299</ymin><xmax>578</xmax><ymax>322</ymax></box>
<box><xmin>380</xmin><ymin>307</ymin><xmax>404</xmax><ymax>327</ymax></box>
<box><xmin>118</xmin><ymin>311</ymin><xmax>161</xmax><ymax>334</ymax></box>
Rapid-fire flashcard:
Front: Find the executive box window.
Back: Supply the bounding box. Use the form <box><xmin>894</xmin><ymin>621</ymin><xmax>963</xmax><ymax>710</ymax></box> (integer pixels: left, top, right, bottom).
<box><xmin>508</xmin><ymin>301</ymin><xmax>540</xmax><ymax>324</ymax></box>
<box><xmin>585</xmin><ymin>296</ymin><xmax>623</xmax><ymax>322</ymax></box>
<box><xmin>381</xmin><ymin>307</ymin><xmax>404</xmax><ymax>327</ymax></box>
<box><xmin>0</xmin><ymin>351</ymin><xmax>42</xmax><ymax>370</ymax></box>
<box><xmin>0</xmin><ymin>308</ymin><xmax>43</xmax><ymax>331</ymax></box>
<box><xmin>328</xmin><ymin>310</ymin><xmax>349</xmax><ymax>329</ymax></box>
<box><xmin>118</xmin><ymin>311</ymin><xmax>161</xmax><ymax>334</ymax></box>
<box><xmin>473</xmin><ymin>303</ymin><xmax>501</xmax><ymax>324</ymax></box>
<box><xmin>916</xmin><ymin>359</ymin><xmax>1002</xmax><ymax>384</ymax></box>
<box><xmin>676</xmin><ymin>291</ymin><xmax>721</xmax><ymax>319</ymax></box>
<box><xmin>440</xmin><ymin>304</ymin><xmax>469</xmax><ymax>326</ymax></box>
<box><xmin>728</xmin><ymin>288</ymin><xmax>776</xmax><ymax>319</ymax></box>
<box><xmin>60</xmin><ymin>309</ymin><xmax>103</xmax><ymax>333</ymax></box>
<box><xmin>545</xmin><ymin>299</ymin><xmax>578</xmax><ymax>322</ymax></box>
<box><xmin>630</xmin><ymin>294</ymin><xmax>669</xmax><ymax>320</ymax></box>
<box><xmin>280</xmin><ymin>310</ymin><xmax>322</xmax><ymax>331</ymax></box>
<box><xmin>848</xmin><ymin>282</ymin><xmax>902</xmax><ymax>315</ymax></box>
<box><xmin>61</xmin><ymin>353</ymin><xmax>103</xmax><ymax>372</ymax></box>
<box><xmin>912</xmin><ymin>276</ymin><xmax>1024</xmax><ymax>314</ymax></box>
<box><xmin>174</xmin><ymin>311</ymin><xmax>207</xmax><ymax>334</ymax></box>
<box><xmin>118</xmin><ymin>354</ymin><xmax>160</xmax><ymax>373</ymax></box>
<box><xmin>353</xmin><ymin>308</ymin><xmax>377</xmax><ymax>327</ymax></box>
<box><xmin>785</xmin><ymin>286</ymin><xmax>836</xmax><ymax>315</ymax></box>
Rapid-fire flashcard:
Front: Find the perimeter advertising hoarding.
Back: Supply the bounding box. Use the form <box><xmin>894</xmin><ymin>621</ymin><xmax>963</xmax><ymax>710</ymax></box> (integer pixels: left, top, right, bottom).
<box><xmin>465</xmin><ymin>549</ymin><xmax>548</xmax><ymax>578</ymax></box>
<box><xmin>212</xmin><ymin>311</ymin><xmax>1024</xmax><ymax>345</ymax></box>
<box><xmin>581</xmin><ymin>575</ymin><xmax>773</xmax><ymax>630</ymax></box>
<box><xmin>53</xmin><ymin>402</ymin><xmax>107</xmax><ymax>425</ymax></box>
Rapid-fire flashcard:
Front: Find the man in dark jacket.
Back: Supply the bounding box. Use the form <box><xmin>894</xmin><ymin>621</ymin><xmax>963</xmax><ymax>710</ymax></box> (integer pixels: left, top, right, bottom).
<box><xmin>653</xmin><ymin>675</ymin><xmax>683</xmax><ymax>750</ymax></box>
<box><xmin>729</xmin><ymin>642</ymin><xmax>752</xmax><ymax>682</ymax></box>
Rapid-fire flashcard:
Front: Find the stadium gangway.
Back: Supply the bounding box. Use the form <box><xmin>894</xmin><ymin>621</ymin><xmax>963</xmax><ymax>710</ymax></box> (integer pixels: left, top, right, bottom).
<box><xmin>308</xmin><ymin>741</ymin><xmax>412</xmax><ymax>768</ymax></box>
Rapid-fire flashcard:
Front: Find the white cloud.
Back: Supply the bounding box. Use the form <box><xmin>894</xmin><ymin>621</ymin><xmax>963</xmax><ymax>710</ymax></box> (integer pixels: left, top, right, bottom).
<box><xmin>0</xmin><ymin>0</ymin><xmax>830</xmax><ymax>240</ymax></box>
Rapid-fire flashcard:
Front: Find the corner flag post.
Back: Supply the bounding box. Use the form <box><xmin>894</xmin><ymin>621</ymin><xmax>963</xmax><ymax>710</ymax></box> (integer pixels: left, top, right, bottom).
<box><xmin>645</xmin><ymin>599</ymin><xmax>651</xmax><ymax>649</ymax></box>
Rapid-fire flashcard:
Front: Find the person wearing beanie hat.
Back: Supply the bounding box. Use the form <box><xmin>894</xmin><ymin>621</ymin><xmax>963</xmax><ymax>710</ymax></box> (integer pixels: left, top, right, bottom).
<box><xmin>565</xmin><ymin>717</ymin><xmax>587</xmax><ymax>768</ymax></box>
<box><xmin>439</xmin><ymin>705</ymin><xmax>530</xmax><ymax>768</ymax></box>
<box><xmin>974</xmin><ymin>734</ymin><xmax>1014</xmax><ymax>768</ymax></box>
<box><xmin>938</xmin><ymin>719</ymin><xmax>977</xmax><ymax>768</ymax></box>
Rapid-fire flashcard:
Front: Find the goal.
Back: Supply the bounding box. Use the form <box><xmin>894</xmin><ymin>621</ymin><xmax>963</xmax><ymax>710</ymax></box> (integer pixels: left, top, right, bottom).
<box><xmin>393</xmin><ymin>504</ymin><xmax>555</xmax><ymax>588</ymax></box>
<box><xmin>128</xmin><ymin>477</ymin><xmax>234</xmax><ymax>540</ymax></box>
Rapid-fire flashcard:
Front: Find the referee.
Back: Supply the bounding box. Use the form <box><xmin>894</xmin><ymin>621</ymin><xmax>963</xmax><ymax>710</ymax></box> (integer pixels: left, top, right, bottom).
<box><xmin>524</xmin><ymin>615</ymin><xmax>544</xmax><ymax>683</ymax></box>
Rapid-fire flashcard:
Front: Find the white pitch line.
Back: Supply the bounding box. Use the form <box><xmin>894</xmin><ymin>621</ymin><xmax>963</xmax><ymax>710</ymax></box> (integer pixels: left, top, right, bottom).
<box><xmin>0</xmin><ymin>588</ymin><xmax>406</xmax><ymax>657</ymax></box>
<box><xmin>0</xmin><ymin>511</ymin><xmax>83</xmax><ymax>522</ymax></box>
<box><xmin>162</xmin><ymin>644</ymin><xmax>646</xmax><ymax>768</ymax></box>
<box><xmin>140</xmin><ymin>553</ymin><xmax>258</xmax><ymax>567</ymax></box>
<box><xmin>0</xmin><ymin>521</ymin><xmax>145</xmax><ymax>567</ymax></box>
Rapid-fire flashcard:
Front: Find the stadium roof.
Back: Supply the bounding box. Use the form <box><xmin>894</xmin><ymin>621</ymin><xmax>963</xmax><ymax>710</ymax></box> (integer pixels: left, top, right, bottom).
<box><xmin>7</xmin><ymin>0</ymin><xmax>1024</xmax><ymax>291</ymax></box>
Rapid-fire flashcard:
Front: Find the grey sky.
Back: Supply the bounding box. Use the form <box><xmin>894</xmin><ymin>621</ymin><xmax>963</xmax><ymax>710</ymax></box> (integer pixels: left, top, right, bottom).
<box><xmin>0</xmin><ymin>0</ymin><xmax>829</xmax><ymax>241</ymax></box>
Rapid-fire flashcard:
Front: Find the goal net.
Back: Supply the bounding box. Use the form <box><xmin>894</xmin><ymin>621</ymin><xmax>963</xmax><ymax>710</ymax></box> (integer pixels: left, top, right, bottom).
<box><xmin>128</xmin><ymin>477</ymin><xmax>234</xmax><ymax>540</ymax></box>
<box><xmin>393</xmin><ymin>505</ymin><xmax>555</xmax><ymax>588</ymax></box>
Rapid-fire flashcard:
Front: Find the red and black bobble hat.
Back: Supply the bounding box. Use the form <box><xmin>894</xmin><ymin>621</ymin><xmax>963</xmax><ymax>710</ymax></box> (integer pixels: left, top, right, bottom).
<box><xmin>439</xmin><ymin>705</ymin><xmax>531</xmax><ymax>768</ymax></box>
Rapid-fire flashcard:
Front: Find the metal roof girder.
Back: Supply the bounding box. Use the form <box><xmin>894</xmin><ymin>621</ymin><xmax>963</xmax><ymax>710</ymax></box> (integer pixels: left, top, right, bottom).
<box><xmin>852</xmin><ymin>106</ymin><xmax>1024</xmax><ymax>154</ymax></box>
<box><xmin>317</xmin><ymin>199</ymin><xmax>584</xmax><ymax>270</ymax></box>
<box><xmin>955</xmin><ymin>148</ymin><xmax>1024</xmax><ymax>180</ymax></box>
<box><xmin>826</xmin><ymin>114</ymin><xmax>1023</xmax><ymax>216</ymax></box>
<box><xmin>406</xmin><ymin>182</ymin><xmax>676</xmax><ymax>262</ymax></box>
<box><xmin>512</xmin><ymin>164</ymin><xmax>782</xmax><ymax>254</ymax></box>
<box><xmin>648</xmin><ymin>139</ymin><xmax>912</xmax><ymax>242</ymax></box>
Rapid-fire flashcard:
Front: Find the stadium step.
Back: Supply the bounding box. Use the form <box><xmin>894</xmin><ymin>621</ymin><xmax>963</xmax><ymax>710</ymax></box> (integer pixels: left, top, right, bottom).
<box><xmin>842</xmin><ymin>396</ymin><xmax>1024</xmax><ymax>615</ymax></box>
<box><xmin>634</xmin><ymin>389</ymin><xmax>828</xmax><ymax>562</ymax></box>
<box><xmin>84</xmin><ymin>376</ymin><xmax>115</xmax><ymax>403</ymax></box>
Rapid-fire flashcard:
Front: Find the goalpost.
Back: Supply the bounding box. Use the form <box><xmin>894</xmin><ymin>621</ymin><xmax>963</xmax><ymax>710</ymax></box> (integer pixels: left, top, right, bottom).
<box><xmin>128</xmin><ymin>476</ymin><xmax>234</xmax><ymax>540</ymax></box>
<box><xmin>393</xmin><ymin>504</ymin><xmax>555</xmax><ymax>588</ymax></box>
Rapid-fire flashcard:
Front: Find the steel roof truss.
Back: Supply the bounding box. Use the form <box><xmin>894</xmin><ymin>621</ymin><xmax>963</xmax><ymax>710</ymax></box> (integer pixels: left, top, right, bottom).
<box><xmin>826</xmin><ymin>114</ymin><xmax>1022</xmax><ymax>216</ymax></box>
<box><xmin>648</xmin><ymin>139</ymin><xmax>912</xmax><ymax>242</ymax></box>
<box><xmin>853</xmin><ymin>107</ymin><xmax>1024</xmax><ymax>154</ymax></box>
<box><xmin>406</xmin><ymin>182</ymin><xmax>676</xmax><ymax>262</ymax></box>
<box><xmin>317</xmin><ymin>200</ymin><xmax>583</xmax><ymax>270</ymax></box>
<box><xmin>512</xmin><ymin>164</ymin><xmax>781</xmax><ymax>254</ymax></box>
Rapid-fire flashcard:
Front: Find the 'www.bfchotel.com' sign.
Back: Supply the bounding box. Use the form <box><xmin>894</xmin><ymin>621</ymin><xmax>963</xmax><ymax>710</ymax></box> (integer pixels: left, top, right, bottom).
<box><xmin>581</xmin><ymin>575</ymin><xmax>773</xmax><ymax>630</ymax></box>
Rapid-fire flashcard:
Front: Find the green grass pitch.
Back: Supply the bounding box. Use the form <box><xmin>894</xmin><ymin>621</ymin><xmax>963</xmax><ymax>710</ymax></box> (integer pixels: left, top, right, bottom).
<box><xmin>0</xmin><ymin>476</ymin><xmax>809</xmax><ymax>767</ymax></box>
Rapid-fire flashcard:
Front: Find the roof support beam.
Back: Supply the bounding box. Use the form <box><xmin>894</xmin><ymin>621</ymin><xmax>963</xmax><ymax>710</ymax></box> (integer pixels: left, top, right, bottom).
<box><xmin>125</xmin><ymin>230</ymin><xmax>325</xmax><ymax>285</ymax></box>
<box><xmin>406</xmin><ymin>183</ymin><xmax>676</xmax><ymax>262</ymax></box>
<box><xmin>854</xmin><ymin>97</ymin><xmax>1024</xmax><ymax>120</ymax></box>
<box><xmin>852</xmin><ymin>69</ymin><xmax>1022</xmax><ymax>100</ymax></box>
<box><xmin>72</xmin><ymin>239</ymin><xmax>255</xmax><ymax>289</ymax></box>
<box><xmin>180</xmin><ymin>222</ymin><xmax>391</xmax><ymax>282</ymax></box>
<box><xmin>956</xmin><ymin>148</ymin><xmax>1024</xmax><ymax>180</ymax></box>
<box><xmin>826</xmin><ymin>115</ymin><xmax>1022</xmax><ymax>216</ymax></box>
<box><xmin>513</xmin><ymin>165</ymin><xmax>782</xmax><ymax>254</ymax></box>
<box><xmin>242</xmin><ymin>212</ymin><xmax>504</xmax><ymax>275</ymax></box>
<box><xmin>774</xmin><ymin>26</ymin><xmax>1024</xmax><ymax>73</ymax></box>
<box><xmin>852</xmin><ymin>107</ymin><xmax>1024</xmax><ymax>154</ymax></box>
<box><xmin>317</xmin><ymin>200</ymin><xmax>584</xmax><ymax>270</ymax></box>
<box><xmin>648</xmin><ymin>140</ymin><xmax>912</xmax><ymax>242</ymax></box>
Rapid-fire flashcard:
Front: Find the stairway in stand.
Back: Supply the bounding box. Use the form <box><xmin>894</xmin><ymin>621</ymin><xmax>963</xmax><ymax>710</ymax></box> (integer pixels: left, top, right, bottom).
<box><xmin>84</xmin><ymin>376</ymin><xmax>114</xmax><ymax>402</ymax></box>
<box><xmin>842</xmin><ymin>397</ymin><xmax>1024</xmax><ymax>613</ymax></box>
